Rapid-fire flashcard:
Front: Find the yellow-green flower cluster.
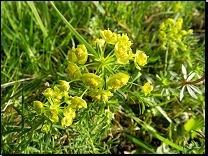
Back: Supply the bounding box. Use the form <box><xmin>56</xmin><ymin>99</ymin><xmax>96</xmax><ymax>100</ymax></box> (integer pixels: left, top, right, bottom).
<box><xmin>99</xmin><ymin>29</ymin><xmax>148</xmax><ymax>70</ymax></box>
<box><xmin>81</xmin><ymin>73</ymin><xmax>104</xmax><ymax>89</ymax></box>
<box><xmin>171</xmin><ymin>1</ymin><xmax>183</xmax><ymax>12</ymax></box>
<box><xmin>65</xmin><ymin>61</ymin><xmax>82</xmax><ymax>80</ymax></box>
<box><xmin>61</xmin><ymin>107</ymin><xmax>76</xmax><ymax>127</ymax></box>
<box><xmin>142</xmin><ymin>82</ymin><xmax>153</xmax><ymax>96</ymax></box>
<box><xmin>88</xmin><ymin>89</ymin><xmax>113</xmax><ymax>102</ymax></box>
<box><xmin>33</xmin><ymin>80</ymin><xmax>88</xmax><ymax>131</ymax></box>
<box><xmin>107</xmin><ymin>73</ymin><xmax>130</xmax><ymax>92</ymax></box>
<box><xmin>68</xmin><ymin>44</ymin><xmax>88</xmax><ymax>65</ymax></box>
<box><xmin>158</xmin><ymin>18</ymin><xmax>193</xmax><ymax>52</ymax></box>
<box><xmin>93</xmin><ymin>38</ymin><xmax>105</xmax><ymax>47</ymax></box>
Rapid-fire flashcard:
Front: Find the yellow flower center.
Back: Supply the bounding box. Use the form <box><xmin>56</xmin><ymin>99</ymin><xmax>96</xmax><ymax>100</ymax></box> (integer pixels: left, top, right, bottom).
<box><xmin>115</xmin><ymin>79</ymin><xmax>121</xmax><ymax>86</ymax></box>
<box><xmin>104</xmin><ymin>30</ymin><xmax>113</xmax><ymax>38</ymax></box>
<box><xmin>89</xmin><ymin>78</ymin><xmax>98</xmax><ymax>87</ymax></box>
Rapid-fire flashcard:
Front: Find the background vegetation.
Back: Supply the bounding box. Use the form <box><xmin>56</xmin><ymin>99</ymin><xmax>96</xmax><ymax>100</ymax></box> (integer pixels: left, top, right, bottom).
<box><xmin>1</xmin><ymin>1</ymin><xmax>205</xmax><ymax>154</ymax></box>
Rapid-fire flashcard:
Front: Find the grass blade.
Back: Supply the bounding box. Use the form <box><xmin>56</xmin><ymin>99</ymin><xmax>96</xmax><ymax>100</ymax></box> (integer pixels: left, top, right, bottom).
<box><xmin>27</xmin><ymin>1</ymin><xmax>48</xmax><ymax>38</ymax></box>
<box><xmin>124</xmin><ymin>133</ymin><xmax>157</xmax><ymax>154</ymax></box>
<box><xmin>49</xmin><ymin>1</ymin><xmax>98</xmax><ymax>58</ymax></box>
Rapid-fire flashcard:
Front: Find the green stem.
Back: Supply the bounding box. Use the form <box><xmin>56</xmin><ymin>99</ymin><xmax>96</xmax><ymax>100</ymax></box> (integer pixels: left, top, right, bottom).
<box><xmin>80</xmin><ymin>86</ymin><xmax>89</xmax><ymax>98</ymax></box>
<box><xmin>127</xmin><ymin>82</ymin><xmax>142</xmax><ymax>87</ymax></box>
<box><xmin>104</xmin><ymin>49</ymin><xmax>115</xmax><ymax>62</ymax></box>
<box><xmin>164</xmin><ymin>46</ymin><xmax>169</xmax><ymax>72</ymax></box>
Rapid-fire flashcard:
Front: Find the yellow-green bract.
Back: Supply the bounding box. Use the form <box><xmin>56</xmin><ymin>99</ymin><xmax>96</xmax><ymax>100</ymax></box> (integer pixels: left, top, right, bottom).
<box><xmin>107</xmin><ymin>73</ymin><xmax>130</xmax><ymax>91</ymax></box>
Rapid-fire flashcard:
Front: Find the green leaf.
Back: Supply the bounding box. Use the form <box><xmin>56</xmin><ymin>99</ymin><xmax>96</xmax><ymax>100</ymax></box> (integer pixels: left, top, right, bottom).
<box><xmin>156</xmin><ymin>142</ymin><xmax>178</xmax><ymax>154</ymax></box>
<box><xmin>180</xmin><ymin>85</ymin><xmax>186</xmax><ymax>101</ymax></box>
<box><xmin>161</xmin><ymin>88</ymin><xmax>165</xmax><ymax>97</ymax></box>
<box><xmin>181</xmin><ymin>64</ymin><xmax>187</xmax><ymax>79</ymax></box>
<box><xmin>184</xmin><ymin>116</ymin><xmax>204</xmax><ymax>139</ymax></box>
<box><xmin>154</xmin><ymin>105</ymin><xmax>172</xmax><ymax>123</ymax></box>
<box><xmin>124</xmin><ymin>133</ymin><xmax>157</xmax><ymax>154</ymax></box>
<box><xmin>187</xmin><ymin>72</ymin><xmax>196</xmax><ymax>81</ymax></box>
<box><xmin>92</xmin><ymin>1</ymin><xmax>105</xmax><ymax>16</ymax></box>
<box><xmin>187</xmin><ymin>85</ymin><xmax>198</xmax><ymax>99</ymax></box>
<box><xmin>168</xmin><ymin>122</ymin><xmax>175</xmax><ymax>140</ymax></box>
<box><xmin>165</xmin><ymin>89</ymin><xmax>170</xmax><ymax>100</ymax></box>
<box><xmin>189</xmin><ymin>85</ymin><xmax>202</xmax><ymax>95</ymax></box>
<box><xmin>156</xmin><ymin>74</ymin><xmax>162</xmax><ymax>80</ymax></box>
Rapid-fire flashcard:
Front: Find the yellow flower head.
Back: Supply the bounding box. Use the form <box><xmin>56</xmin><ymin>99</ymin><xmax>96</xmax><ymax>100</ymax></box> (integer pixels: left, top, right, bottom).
<box><xmin>188</xmin><ymin>29</ymin><xmax>193</xmax><ymax>34</ymax></box>
<box><xmin>175</xmin><ymin>21</ymin><xmax>182</xmax><ymax>29</ymax></box>
<box><xmin>166</xmin><ymin>18</ymin><xmax>174</xmax><ymax>25</ymax></box>
<box><xmin>61</xmin><ymin>116</ymin><xmax>73</xmax><ymax>127</ymax></box>
<box><xmin>44</xmin><ymin>109</ymin><xmax>59</xmax><ymax>122</ymax></box>
<box><xmin>159</xmin><ymin>22</ymin><xmax>165</xmax><ymax>30</ymax></box>
<box><xmin>33</xmin><ymin>101</ymin><xmax>43</xmax><ymax>110</ymax></box>
<box><xmin>142</xmin><ymin>82</ymin><xmax>153</xmax><ymax>96</ymax></box>
<box><xmin>172</xmin><ymin>27</ymin><xmax>178</xmax><ymax>34</ymax></box>
<box><xmin>88</xmin><ymin>89</ymin><xmax>113</xmax><ymax>102</ymax></box>
<box><xmin>68</xmin><ymin>47</ymin><xmax>78</xmax><ymax>63</ymax></box>
<box><xmin>71</xmin><ymin>96</ymin><xmax>87</xmax><ymax>110</ymax></box>
<box><xmin>81</xmin><ymin>73</ymin><xmax>104</xmax><ymax>89</ymax></box>
<box><xmin>168</xmin><ymin>41</ymin><xmax>176</xmax><ymax>48</ymax></box>
<box><xmin>114</xmin><ymin>42</ymin><xmax>134</xmax><ymax>64</ymax></box>
<box><xmin>59</xmin><ymin>80</ymin><xmax>70</xmax><ymax>91</ymax></box>
<box><xmin>74</xmin><ymin>44</ymin><xmax>88</xmax><ymax>65</ymax></box>
<box><xmin>180</xmin><ymin>30</ymin><xmax>187</xmax><ymax>36</ymax></box>
<box><xmin>41</xmin><ymin>124</ymin><xmax>50</xmax><ymax>132</ymax></box>
<box><xmin>42</xmin><ymin>88</ymin><xmax>53</xmax><ymax>98</ymax></box>
<box><xmin>159</xmin><ymin>31</ymin><xmax>166</xmax><ymax>38</ymax></box>
<box><xmin>93</xmin><ymin>38</ymin><xmax>105</xmax><ymax>47</ymax></box>
<box><xmin>63</xmin><ymin>107</ymin><xmax>76</xmax><ymax>118</ymax></box>
<box><xmin>52</xmin><ymin>86</ymin><xmax>62</xmax><ymax>104</ymax></box>
<box><xmin>33</xmin><ymin>101</ymin><xmax>44</xmax><ymax>115</ymax></box>
<box><xmin>66</xmin><ymin>61</ymin><xmax>82</xmax><ymax>80</ymax></box>
<box><xmin>177</xmin><ymin>18</ymin><xmax>183</xmax><ymax>24</ymax></box>
<box><xmin>134</xmin><ymin>50</ymin><xmax>148</xmax><ymax>70</ymax></box>
<box><xmin>100</xmin><ymin>29</ymin><xmax>118</xmax><ymax>45</ymax></box>
<box><xmin>107</xmin><ymin>73</ymin><xmax>130</xmax><ymax>91</ymax></box>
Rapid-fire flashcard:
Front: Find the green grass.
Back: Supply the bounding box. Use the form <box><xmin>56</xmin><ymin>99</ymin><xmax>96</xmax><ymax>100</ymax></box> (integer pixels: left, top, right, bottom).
<box><xmin>1</xmin><ymin>1</ymin><xmax>205</xmax><ymax>154</ymax></box>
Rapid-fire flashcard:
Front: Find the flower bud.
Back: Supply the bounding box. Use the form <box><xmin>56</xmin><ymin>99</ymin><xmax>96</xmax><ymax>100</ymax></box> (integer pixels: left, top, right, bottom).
<box><xmin>188</xmin><ymin>29</ymin><xmax>193</xmax><ymax>34</ymax></box>
<box><xmin>41</xmin><ymin>124</ymin><xmax>50</xmax><ymax>132</ymax></box>
<box><xmin>81</xmin><ymin>73</ymin><xmax>104</xmax><ymax>89</ymax></box>
<box><xmin>63</xmin><ymin>107</ymin><xmax>76</xmax><ymax>118</ymax></box>
<box><xmin>180</xmin><ymin>30</ymin><xmax>187</xmax><ymax>36</ymax></box>
<box><xmin>88</xmin><ymin>89</ymin><xmax>113</xmax><ymax>102</ymax></box>
<box><xmin>42</xmin><ymin>88</ymin><xmax>53</xmax><ymax>98</ymax></box>
<box><xmin>66</xmin><ymin>61</ymin><xmax>82</xmax><ymax>80</ymax></box>
<box><xmin>33</xmin><ymin>101</ymin><xmax>45</xmax><ymax>115</ymax></box>
<box><xmin>134</xmin><ymin>50</ymin><xmax>148</xmax><ymax>70</ymax></box>
<box><xmin>61</xmin><ymin>116</ymin><xmax>73</xmax><ymax>127</ymax></box>
<box><xmin>159</xmin><ymin>22</ymin><xmax>165</xmax><ymax>30</ymax></box>
<box><xmin>177</xmin><ymin>18</ymin><xmax>183</xmax><ymax>24</ymax></box>
<box><xmin>33</xmin><ymin>101</ymin><xmax>44</xmax><ymax>110</ymax></box>
<box><xmin>107</xmin><ymin>73</ymin><xmax>130</xmax><ymax>91</ymax></box>
<box><xmin>68</xmin><ymin>47</ymin><xmax>78</xmax><ymax>63</ymax></box>
<box><xmin>114</xmin><ymin>42</ymin><xmax>134</xmax><ymax>64</ymax></box>
<box><xmin>59</xmin><ymin>80</ymin><xmax>70</xmax><ymax>91</ymax></box>
<box><xmin>142</xmin><ymin>82</ymin><xmax>153</xmax><ymax>96</ymax></box>
<box><xmin>100</xmin><ymin>29</ymin><xmax>118</xmax><ymax>45</ymax></box>
<box><xmin>74</xmin><ymin>44</ymin><xmax>88</xmax><ymax>65</ymax></box>
<box><xmin>166</xmin><ymin>18</ymin><xmax>174</xmax><ymax>25</ymax></box>
<box><xmin>71</xmin><ymin>96</ymin><xmax>87</xmax><ymax>110</ymax></box>
<box><xmin>93</xmin><ymin>38</ymin><xmax>105</xmax><ymax>47</ymax></box>
<box><xmin>44</xmin><ymin>109</ymin><xmax>59</xmax><ymax>122</ymax></box>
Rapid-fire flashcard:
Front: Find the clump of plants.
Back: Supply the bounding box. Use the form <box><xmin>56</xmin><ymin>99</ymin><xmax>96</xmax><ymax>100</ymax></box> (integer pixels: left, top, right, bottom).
<box><xmin>33</xmin><ymin>29</ymin><xmax>153</xmax><ymax>132</ymax></box>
